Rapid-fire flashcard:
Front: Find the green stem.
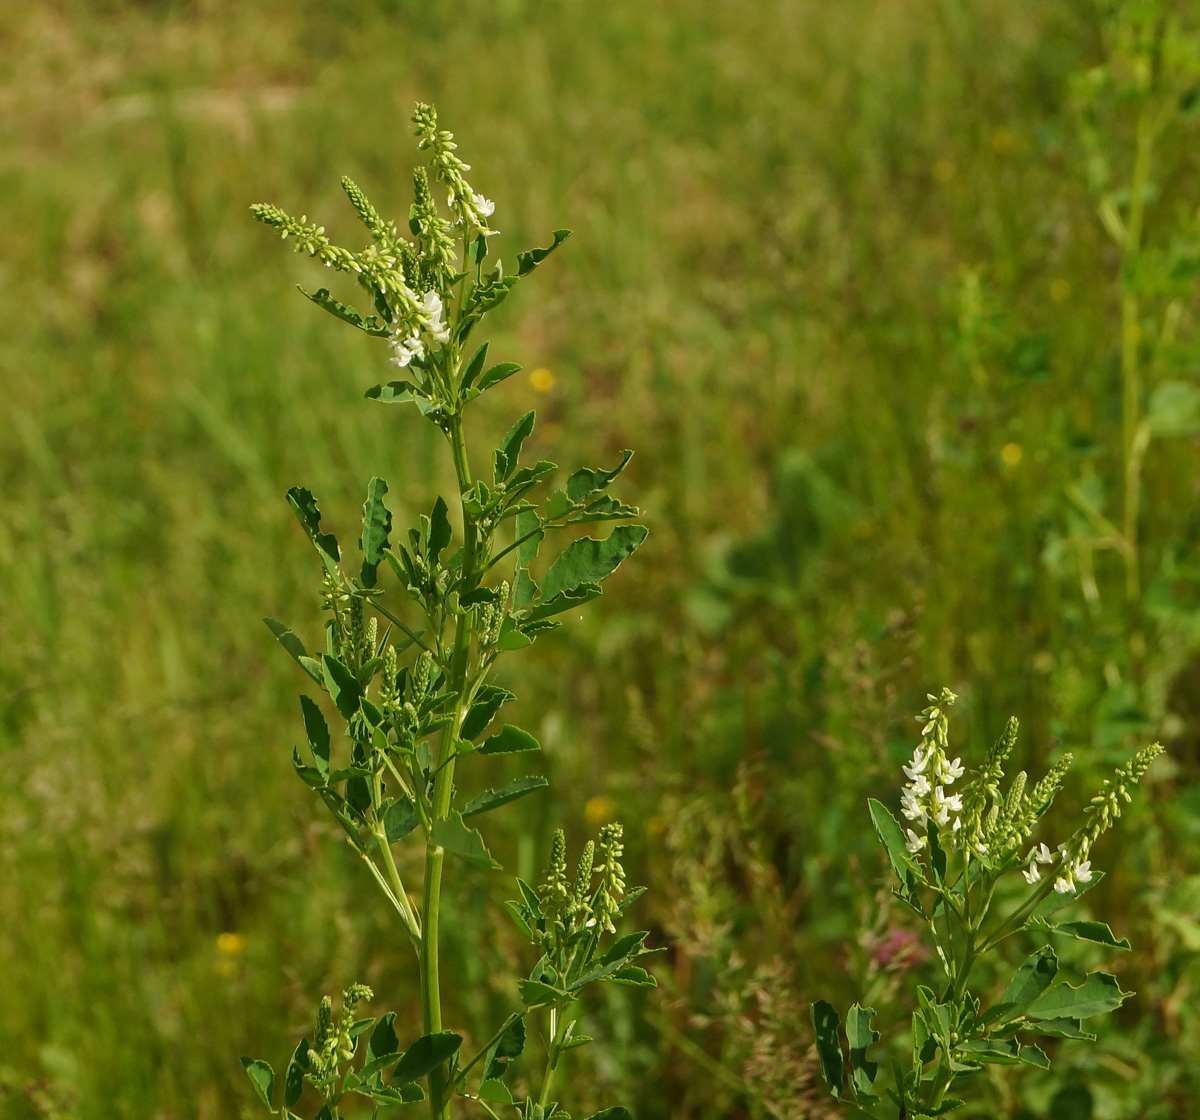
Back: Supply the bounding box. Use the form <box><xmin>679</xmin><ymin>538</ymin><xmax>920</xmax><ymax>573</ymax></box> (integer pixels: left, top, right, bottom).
<box><xmin>537</xmin><ymin>1007</ymin><xmax>563</xmax><ymax>1110</ymax></box>
<box><xmin>422</xmin><ymin>408</ymin><xmax>479</xmax><ymax>1120</ymax></box>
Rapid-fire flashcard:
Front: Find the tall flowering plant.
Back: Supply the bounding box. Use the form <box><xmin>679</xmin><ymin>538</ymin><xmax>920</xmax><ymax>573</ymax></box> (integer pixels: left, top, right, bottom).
<box><xmin>813</xmin><ymin>689</ymin><xmax>1162</xmax><ymax>1117</ymax></box>
<box><xmin>239</xmin><ymin>105</ymin><xmax>658</xmax><ymax>1120</ymax></box>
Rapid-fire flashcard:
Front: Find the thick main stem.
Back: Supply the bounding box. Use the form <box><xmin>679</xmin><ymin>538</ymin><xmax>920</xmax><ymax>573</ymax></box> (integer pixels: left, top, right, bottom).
<box><xmin>422</xmin><ymin>410</ymin><xmax>478</xmax><ymax>1120</ymax></box>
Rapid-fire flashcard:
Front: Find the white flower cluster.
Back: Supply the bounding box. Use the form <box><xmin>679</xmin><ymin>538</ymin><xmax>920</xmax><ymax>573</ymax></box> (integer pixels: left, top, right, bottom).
<box><xmin>901</xmin><ymin>740</ymin><xmax>966</xmax><ymax>853</ymax></box>
<box><xmin>388</xmin><ymin>290</ymin><xmax>451</xmax><ymax>369</ymax></box>
<box><xmin>1052</xmin><ymin>842</ymin><xmax>1094</xmax><ymax>895</ymax></box>
<box><xmin>900</xmin><ymin>692</ymin><xmax>965</xmax><ymax>855</ymax></box>
<box><xmin>1019</xmin><ymin>841</ymin><xmax>1092</xmax><ymax>894</ymax></box>
<box><xmin>1021</xmin><ymin>843</ymin><xmax>1055</xmax><ymax>884</ymax></box>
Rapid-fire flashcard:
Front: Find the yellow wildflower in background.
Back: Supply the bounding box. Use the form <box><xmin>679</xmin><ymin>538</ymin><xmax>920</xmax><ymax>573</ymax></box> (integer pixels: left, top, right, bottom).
<box><xmin>529</xmin><ymin>367</ymin><xmax>556</xmax><ymax>393</ymax></box>
<box><xmin>585</xmin><ymin>794</ymin><xmax>617</xmax><ymax>826</ymax></box>
<box><xmin>1001</xmin><ymin>443</ymin><xmax>1023</xmax><ymax>466</ymax></box>
<box><xmin>216</xmin><ymin>931</ymin><xmax>246</xmax><ymax>956</ymax></box>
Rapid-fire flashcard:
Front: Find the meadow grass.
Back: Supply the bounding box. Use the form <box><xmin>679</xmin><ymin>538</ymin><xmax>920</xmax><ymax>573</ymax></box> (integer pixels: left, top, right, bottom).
<box><xmin>1</xmin><ymin>1</ymin><xmax>1198</xmax><ymax>1117</ymax></box>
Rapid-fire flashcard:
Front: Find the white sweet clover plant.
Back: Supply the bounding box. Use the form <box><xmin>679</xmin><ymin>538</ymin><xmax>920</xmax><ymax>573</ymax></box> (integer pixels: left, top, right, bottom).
<box><xmin>241</xmin><ymin>104</ymin><xmax>659</xmax><ymax>1120</ymax></box>
<box><xmin>813</xmin><ymin>688</ymin><xmax>1163</xmax><ymax>1118</ymax></box>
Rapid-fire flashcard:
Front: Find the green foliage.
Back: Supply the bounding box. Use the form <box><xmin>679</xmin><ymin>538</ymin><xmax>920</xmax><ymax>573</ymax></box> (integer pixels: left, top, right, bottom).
<box><xmin>244</xmin><ymin>106</ymin><xmax>649</xmax><ymax>1120</ymax></box>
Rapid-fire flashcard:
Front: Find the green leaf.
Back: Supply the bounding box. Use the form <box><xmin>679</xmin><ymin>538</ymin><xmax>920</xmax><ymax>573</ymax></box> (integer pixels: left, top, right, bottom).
<box><xmin>927</xmin><ymin>824</ymin><xmax>947</xmax><ymax>885</ymax></box>
<box><xmin>505</xmin><ymin>461</ymin><xmax>557</xmax><ymax>492</ymax></box>
<box><xmin>505</xmin><ymin>899</ymin><xmax>533</xmax><ymax>938</ymax></box>
<box><xmin>494</xmin><ymin>410</ymin><xmax>536</xmax><ymax>484</ymax></box>
<box><xmin>540</xmin><ymin>525</ymin><xmax>648</xmax><ymax>603</ymax></box>
<box><xmin>517</xmin><ymin>229</ymin><xmax>572</xmax><ymax>276</ymax></box>
<box><xmin>284</xmin><ymin>1037</ymin><xmax>309</xmax><ymax>1107</ymax></box>
<box><xmin>287</xmin><ymin>487</ymin><xmax>340</xmax><ymax>569</ymax></box>
<box><xmin>298</xmin><ymin>286</ymin><xmax>389</xmax><ymax>336</ymax></box>
<box><xmin>523</xmin><ymin>583</ymin><xmax>602</xmax><ymax>623</ymax></box>
<box><xmin>264</xmin><ymin>618</ymin><xmax>323</xmax><ymax>683</ymax></box>
<box><xmin>1052</xmin><ymin>921</ymin><xmax>1131</xmax><ymax>951</ymax></box>
<box><xmin>383</xmin><ymin>798</ymin><xmax>420</xmax><ymax>842</ymax></box>
<box><xmin>846</xmin><ymin>1004</ymin><xmax>879</xmax><ymax>1096</ymax></box>
<box><xmin>364</xmin><ymin>380</ymin><xmax>418</xmax><ymax>405</ymax></box>
<box><xmin>514</xmin><ymin>506</ymin><xmax>544</xmax><ymax>610</ymax></box>
<box><xmin>1146</xmin><ymin>379</ymin><xmax>1200</xmax><ymax>436</ymax></box>
<box><xmin>461</xmin><ymin>686</ymin><xmax>516</xmax><ymax>740</ymax></box>
<box><xmin>867</xmin><ymin>799</ymin><xmax>925</xmax><ymax>894</ymax></box>
<box><xmin>482</xmin><ymin>1016</ymin><xmax>525</xmax><ymax>1081</ymax></box>
<box><xmin>1000</xmin><ymin>946</ymin><xmax>1058</xmax><ymax>1021</ymax></box>
<box><xmin>518</xmin><ymin>978</ymin><xmax>569</xmax><ymax>1008</ymax></box>
<box><xmin>609</xmin><ymin>965</ymin><xmax>656</xmax><ymax>987</ymax></box>
<box><xmin>428</xmin><ymin>497</ymin><xmax>452</xmax><ymax>561</ymax></box>
<box><xmin>478</xmin><ymin>1079</ymin><xmax>514</xmax><ymax>1104</ymax></box>
<box><xmin>390</xmin><ymin>1031</ymin><xmax>463</xmax><ymax>1086</ymax></box>
<box><xmin>1026</xmin><ymin>971</ymin><xmax>1130</xmax><ymax>1020</ymax></box>
<box><xmin>462</xmin><ymin>775</ymin><xmax>549</xmax><ymax>818</ymax></box>
<box><xmin>298</xmin><ymin>694</ymin><xmax>331</xmax><ymax>775</ymax></box>
<box><xmin>321</xmin><ymin>654</ymin><xmax>362</xmax><ymax>721</ymax></box>
<box><xmin>584</xmin><ymin>1110</ymin><xmax>632</xmax><ymax>1120</ymax></box>
<box><xmin>567</xmin><ymin>450</ymin><xmax>634</xmax><ymax>502</ymax></box>
<box><xmin>1019</xmin><ymin>1045</ymin><xmax>1050</xmax><ymax>1069</ymax></box>
<box><xmin>479</xmin><ymin>725</ymin><xmax>541</xmax><ymax>756</ymax></box>
<box><xmin>460</xmin><ymin>341</ymin><xmax>490</xmax><ymax>391</ymax></box>
<box><xmin>431</xmin><ymin>810</ymin><xmax>501</xmax><ymax>869</ymax></box>
<box><xmin>352</xmin><ymin>1083</ymin><xmax>424</xmax><ymax>1105</ymax></box>
<box><xmin>810</xmin><ymin>1000</ymin><xmax>844</xmax><ymax>1100</ymax></box>
<box><xmin>957</xmin><ymin>1038</ymin><xmax>1019</xmax><ymax>1064</ymax></box>
<box><xmin>478</xmin><ymin>362</ymin><xmax>523</xmax><ymax>392</ymax></box>
<box><xmin>360</xmin><ymin>1013</ymin><xmax>400</xmax><ymax>1078</ymax></box>
<box><xmin>360</xmin><ymin>477</ymin><xmax>392</xmax><ymax>587</ymax></box>
<box><xmin>240</xmin><ymin>1058</ymin><xmax>275</xmax><ymax>1108</ymax></box>
<box><xmin>1022</xmin><ymin>1017</ymin><xmax>1096</xmax><ymax>1040</ymax></box>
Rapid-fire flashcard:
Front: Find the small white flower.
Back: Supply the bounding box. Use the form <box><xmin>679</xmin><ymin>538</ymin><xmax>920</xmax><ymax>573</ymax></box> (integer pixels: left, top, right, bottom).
<box><xmin>909</xmin><ymin>774</ymin><xmax>931</xmax><ymax>798</ymax></box>
<box><xmin>389</xmin><ymin>332</ymin><xmax>424</xmax><ymax>368</ymax></box>
<box><xmin>905</xmin><ymin>828</ymin><xmax>926</xmax><ymax>855</ymax></box>
<box><xmin>900</xmin><ymin>788</ymin><xmax>927</xmax><ymax>823</ymax></box>
<box><xmin>1053</xmin><ymin>874</ymin><xmax>1075</xmax><ymax>894</ymax></box>
<box><xmin>421</xmin><ymin>290</ymin><xmax>450</xmax><ymax>343</ymax></box>
<box><xmin>472</xmin><ymin>191</ymin><xmax>495</xmax><ymax>218</ymax></box>
<box><xmin>1073</xmin><ymin>859</ymin><xmax>1093</xmax><ymax>884</ymax></box>
<box><xmin>902</xmin><ymin>747</ymin><xmax>931</xmax><ymax>780</ymax></box>
<box><xmin>931</xmin><ymin>788</ymin><xmax>962</xmax><ymax>821</ymax></box>
<box><xmin>938</xmin><ymin>756</ymin><xmax>965</xmax><ymax>783</ymax></box>
<box><xmin>1023</xmin><ymin>861</ymin><xmax>1041</xmax><ymax>885</ymax></box>
<box><xmin>1035</xmin><ymin>843</ymin><xmax>1054</xmax><ymax>865</ymax></box>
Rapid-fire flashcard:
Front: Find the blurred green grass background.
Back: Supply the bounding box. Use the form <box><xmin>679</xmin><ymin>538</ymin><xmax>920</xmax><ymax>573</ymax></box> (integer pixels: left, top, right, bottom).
<box><xmin>2</xmin><ymin>1</ymin><xmax>1200</xmax><ymax>1117</ymax></box>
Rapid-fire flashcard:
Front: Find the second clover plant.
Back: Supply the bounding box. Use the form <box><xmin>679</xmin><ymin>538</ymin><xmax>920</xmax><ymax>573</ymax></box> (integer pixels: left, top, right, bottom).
<box><xmin>813</xmin><ymin>689</ymin><xmax>1163</xmax><ymax>1118</ymax></box>
<box><xmin>240</xmin><ymin>104</ymin><xmax>658</xmax><ymax>1120</ymax></box>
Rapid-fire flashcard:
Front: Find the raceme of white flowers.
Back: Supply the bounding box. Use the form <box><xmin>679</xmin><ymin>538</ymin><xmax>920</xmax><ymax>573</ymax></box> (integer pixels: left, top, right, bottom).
<box><xmin>901</xmin><ymin>690</ymin><xmax>966</xmax><ymax>851</ymax></box>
